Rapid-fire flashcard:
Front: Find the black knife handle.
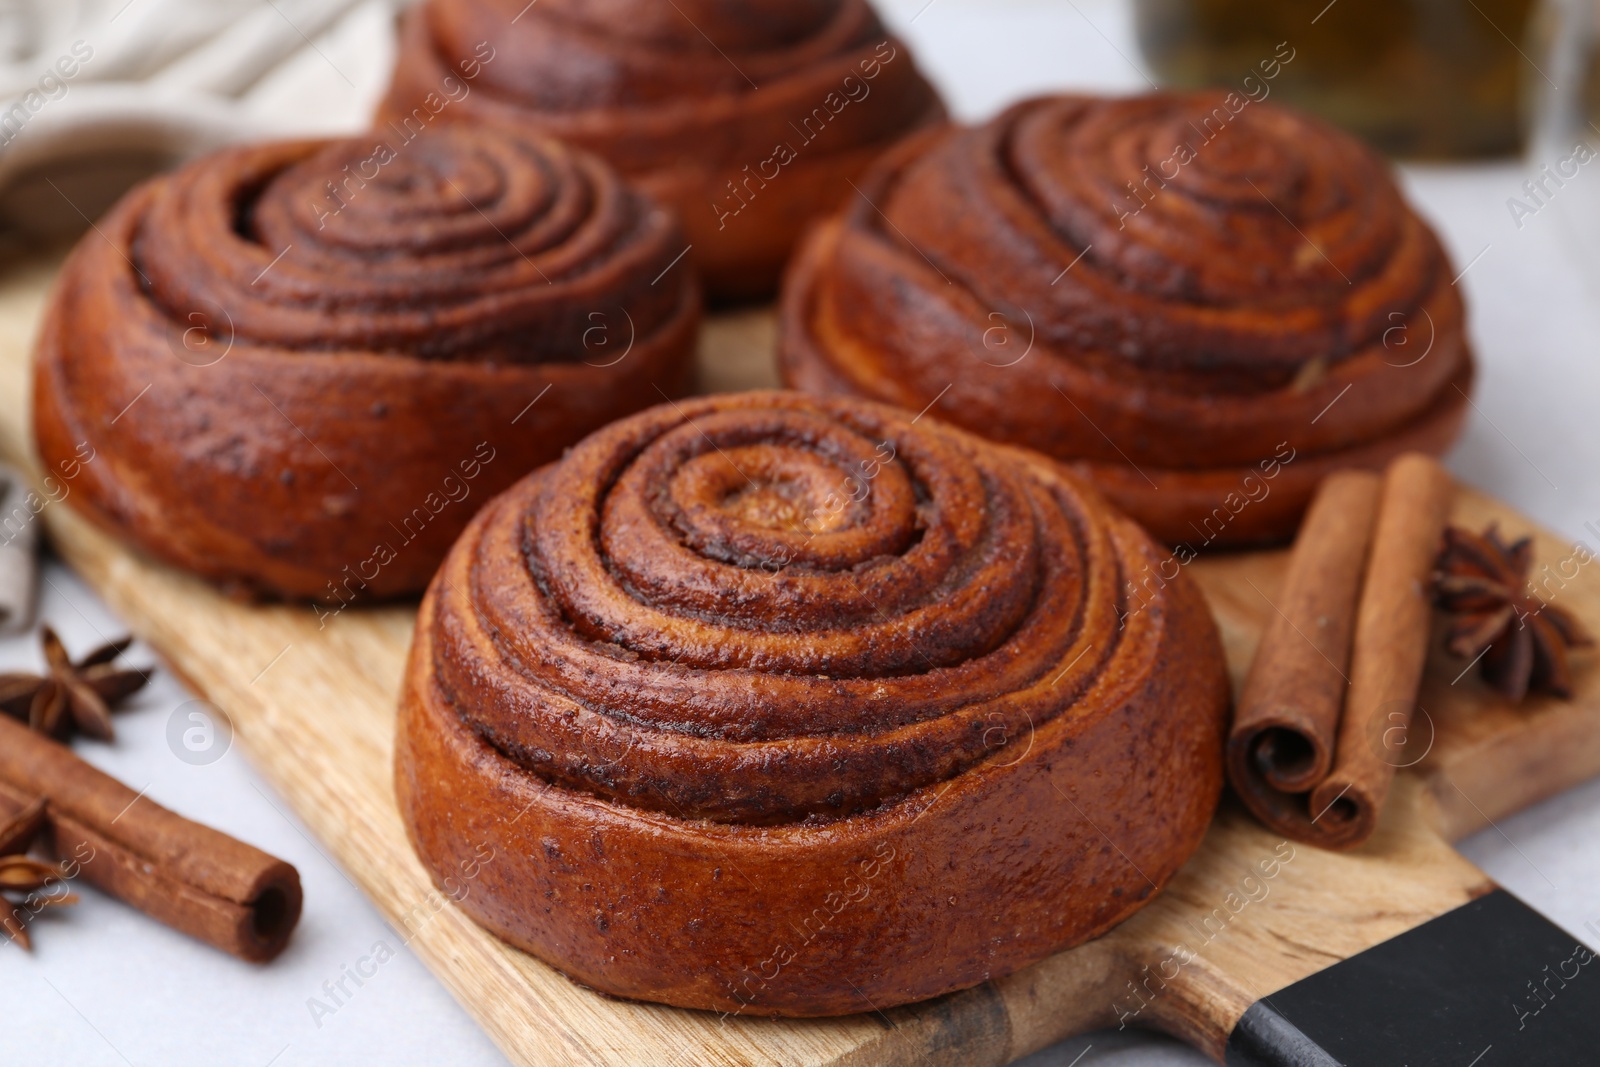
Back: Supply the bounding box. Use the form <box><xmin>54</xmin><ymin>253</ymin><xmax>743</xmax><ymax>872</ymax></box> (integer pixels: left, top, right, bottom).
<box><xmin>1224</xmin><ymin>889</ymin><xmax>1600</xmax><ymax>1066</ymax></box>
<box><xmin>1228</xmin><ymin>1002</ymin><xmax>1343</xmax><ymax>1066</ymax></box>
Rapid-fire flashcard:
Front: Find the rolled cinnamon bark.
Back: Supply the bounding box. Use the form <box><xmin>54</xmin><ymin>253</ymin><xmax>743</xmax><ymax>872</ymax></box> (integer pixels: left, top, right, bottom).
<box><xmin>0</xmin><ymin>716</ymin><xmax>301</xmax><ymax>961</ymax></box>
<box><xmin>1309</xmin><ymin>453</ymin><xmax>1454</xmax><ymax>848</ymax></box>
<box><xmin>1228</xmin><ymin>471</ymin><xmax>1381</xmax><ymax>824</ymax></box>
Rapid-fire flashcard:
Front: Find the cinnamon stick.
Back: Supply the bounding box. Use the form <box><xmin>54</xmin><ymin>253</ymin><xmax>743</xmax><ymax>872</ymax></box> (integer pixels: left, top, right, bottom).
<box><xmin>1227</xmin><ymin>470</ymin><xmax>1381</xmax><ymax>828</ymax></box>
<box><xmin>0</xmin><ymin>715</ymin><xmax>301</xmax><ymax>960</ymax></box>
<box><xmin>1309</xmin><ymin>453</ymin><xmax>1454</xmax><ymax>848</ymax></box>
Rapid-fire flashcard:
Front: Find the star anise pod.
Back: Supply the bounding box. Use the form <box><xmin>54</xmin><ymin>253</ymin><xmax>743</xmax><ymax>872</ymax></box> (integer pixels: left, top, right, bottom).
<box><xmin>0</xmin><ymin>797</ymin><xmax>77</xmax><ymax>950</ymax></box>
<box><xmin>1433</xmin><ymin>524</ymin><xmax>1594</xmax><ymax>702</ymax></box>
<box><xmin>0</xmin><ymin>626</ymin><xmax>150</xmax><ymax>741</ymax></box>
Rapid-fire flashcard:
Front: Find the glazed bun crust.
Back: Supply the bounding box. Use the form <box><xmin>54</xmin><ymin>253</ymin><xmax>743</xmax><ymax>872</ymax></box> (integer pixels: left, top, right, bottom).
<box><xmin>381</xmin><ymin>0</ymin><xmax>945</xmax><ymax>299</ymax></box>
<box><xmin>780</xmin><ymin>93</ymin><xmax>1473</xmax><ymax>546</ymax></box>
<box><xmin>33</xmin><ymin>125</ymin><xmax>698</xmax><ymax>600</ymax></box>
<box><xmin>396</xmin><ymin>390</ymin><xmax>1229</xmax><ymax>1016</ymax></box>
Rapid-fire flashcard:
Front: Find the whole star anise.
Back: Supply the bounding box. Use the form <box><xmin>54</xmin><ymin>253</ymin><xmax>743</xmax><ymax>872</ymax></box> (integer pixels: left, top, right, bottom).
<box><xmin>0</xmin><ymin>797</ymin><xmax>77</xmax><ymax>950</ymax></box>
<box><xmin>0</xmin><ymin>626</ymin><xmax>150</xmax><ymax>741</ymax></box>
<box><xmin>1433</xmin><ymin>524</ymin><xmax>1594</xmax><ymax>701</ymax></box>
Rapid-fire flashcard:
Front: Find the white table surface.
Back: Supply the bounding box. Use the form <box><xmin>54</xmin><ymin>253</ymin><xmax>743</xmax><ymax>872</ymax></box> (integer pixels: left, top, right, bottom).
<box><xmin>10</xmin><ymin>2</ymin><xmax>1600</xmax><ymax>1065</ymax></box>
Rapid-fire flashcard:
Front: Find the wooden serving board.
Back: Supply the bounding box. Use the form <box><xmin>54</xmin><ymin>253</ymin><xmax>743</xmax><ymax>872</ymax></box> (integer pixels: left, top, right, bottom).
<box><xmin>2</xmin><ymin>247</ymin><xmax>1598</xmax><ymax>1065</ymax></box>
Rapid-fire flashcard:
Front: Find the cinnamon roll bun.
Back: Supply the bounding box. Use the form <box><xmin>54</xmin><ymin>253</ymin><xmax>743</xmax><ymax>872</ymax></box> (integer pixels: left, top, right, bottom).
<box><xmin>380</xmin><ymin>0</ymin><xmax>945</xmax><ymax>300</ymax></box>
<box><xmin>33</xmin><ymin>124</ymin><xmax>699</xmax><ymax>601</ymax></box>
<box><xmin>779</xmin><ymin>92</ymin><xmax>1473</xmax><ymax>547</ymax></box>
<box><xmin>396</xmin><ymin>390</ymin><xmax>1229</xmax><ymax>1015</ymax></box>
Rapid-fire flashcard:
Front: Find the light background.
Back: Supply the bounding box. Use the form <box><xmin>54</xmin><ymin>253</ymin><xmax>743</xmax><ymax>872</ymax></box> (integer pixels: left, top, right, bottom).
<box><xmin>8</xmin><ymin>1</ymin><xmax>1600</xmax><ymax>1065</ymax></box>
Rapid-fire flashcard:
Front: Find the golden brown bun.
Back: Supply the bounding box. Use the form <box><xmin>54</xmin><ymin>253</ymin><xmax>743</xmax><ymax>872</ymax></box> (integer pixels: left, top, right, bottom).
<box><xmin>380</xmin><ymin>0</ymin><xmax>946</xmax><ymax>300</ymax></box>
<box><xmin>32</xmin><ymin>124</ymin><xmax>699</xmax><ymax>601</ymax></box>
<box><xmin>779</xmin><ymin>93</ymin><xmax>1473</xmax><ymax>548</ymax></box>
<box><xmin>395</xmin><ymin>389</ymin><xmax>1229</xmax><ymax>1016</ymax></box>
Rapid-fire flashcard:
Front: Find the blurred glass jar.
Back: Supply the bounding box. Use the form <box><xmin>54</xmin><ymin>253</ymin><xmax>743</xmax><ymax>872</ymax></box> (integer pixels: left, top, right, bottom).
<box><xmin>1527</xmin><ymin>0</ymin><xmax>1600</xmax><ymax>155</ymax></box>
<box><xmin>1134</xmin><ymin>0</ymin><xmax>1540</xmax><ymax>159</ymax></box>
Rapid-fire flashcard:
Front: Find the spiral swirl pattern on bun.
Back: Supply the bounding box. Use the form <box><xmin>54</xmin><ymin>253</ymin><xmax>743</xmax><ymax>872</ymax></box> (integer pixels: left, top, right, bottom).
<box><xmin>32</xmin><ymin>124</ymin><xmax>699</xmax><ymax>600</ymax></box>
<box><xmin>396</xmin><ymin>390</ymin><xmax>1229</xmax><ymax>1015</ymax></box>
<box><xmin>779</xmin><ymin>93</ymin><xmax>1473</xmax><ymax>547</ymax></box>
<box><xmin>380</xmin><ymin>0</ymin><xmax>945</xmax><ymax>299</ymax></box>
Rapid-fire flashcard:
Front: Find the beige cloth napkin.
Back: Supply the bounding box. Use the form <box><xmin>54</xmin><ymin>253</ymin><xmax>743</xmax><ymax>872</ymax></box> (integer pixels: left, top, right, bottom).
<box><xmin>0</xmin><ymin>0</ymin><xmax>401</xmax><ymax>237</ymax></box>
